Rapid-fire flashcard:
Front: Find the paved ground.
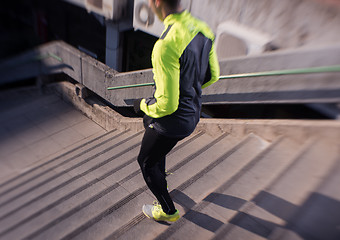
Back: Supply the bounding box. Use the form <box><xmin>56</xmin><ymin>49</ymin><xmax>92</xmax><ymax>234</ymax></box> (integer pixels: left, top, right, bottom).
<box><xmin>0</xmin><ymin>86</ymin><xmax>106</xmax><ymax>182</ymax></box>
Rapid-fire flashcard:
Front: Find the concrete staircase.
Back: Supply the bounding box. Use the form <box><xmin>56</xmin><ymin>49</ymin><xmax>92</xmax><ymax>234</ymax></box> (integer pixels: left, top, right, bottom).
<box><xmin>0</xmin><ymin>87</ymin><xmax>339</xmax><ymax>240</ymax></box>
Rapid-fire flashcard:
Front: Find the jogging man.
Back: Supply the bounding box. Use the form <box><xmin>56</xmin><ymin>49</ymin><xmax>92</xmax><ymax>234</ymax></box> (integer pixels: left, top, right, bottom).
<box><xmin>134</xmin><ymin>0</ymin><xmax>220</xmax><ymax>222</ymax></box>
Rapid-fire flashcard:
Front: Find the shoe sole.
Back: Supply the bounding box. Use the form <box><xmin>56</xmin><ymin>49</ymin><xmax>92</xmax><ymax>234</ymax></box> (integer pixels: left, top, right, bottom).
<box><xmin>142</xmin><ymin>209</ymin><xmax>152</xmax><ymax>219</ymax></box>
<box><xmin>143</xmin><ymin>211</ymin><xmax>180</xmax><ymax>222</ymax></box>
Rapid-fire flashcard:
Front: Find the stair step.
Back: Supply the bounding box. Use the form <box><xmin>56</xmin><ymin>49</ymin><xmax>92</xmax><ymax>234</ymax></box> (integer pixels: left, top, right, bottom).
<box><xmin>0</xmin><ymin>137</ymin><xmax>140</xmax><ymax>234</ymax></box>
<box><xmin>0</xmin><ymin>128</ymin><xmax>118</xmax><ymax>196</ymax></box>
<box><xmin>107</xmin><ymin>133</ymin><xmax>268</xmax><ymax>239</ymax></box>
<box><xmin>0</xmin><ymin>91</ymin><xmax>59</xmax><ymax>120</ymax></box>
<box><xmin>18</xmin><ymin>131</ymin><xmax>222</xmax><ymax>239</ymax></box>
<box><xmin>107</xmin><ymin>132</ymin><xmax>240</xmax><ymax>240</ymax></box>
<box><xmin>89</xmin><ymin>131</ymin><xmax>206</xmax><ymax>191</ymax></box>
<box><xmin>268</xmin><ymin>148</ymin><xmax>340</xmax><ymax>240</ymax></box>
<box><xmin>218</xmin><ymin>139</ymin><xmax>339</xmax><ymax>240</ymax></box>
<box><xmin>0</xmin><ymin>131</ymin><xmax>208</xmax><ymax>239</ymax></box>
<box><xmin>0</xmin><ymin>130</ymin><xmax>144</xmax><ymax>238</ymax></box>
<box><xmin>16</xmin><ymin>131</ymin><xmax>209</xmax><ymax>239</ymax></box>
<box><xmin>68</xmin><ymin>191</ymin><xmax>155</xmax><ymax>240</ymax></box>
<box><xmin>56</xmin><ymin>132</ymin><xmax>221</xmax><ymax>240</ymax></box>
<box><xmin>152</xmin><ymin>135</ymin><xmax>280</xmax><ymax>240</ymax></box>
<box><xmin>0</xmin><ymin>129</ymin><xmax>140</xmax><ymax>205</ymax></box>
<box><xmin>112</xmin><ymin>132</ymin><xmax>217</xmax><ymax>194</ymax></box>
<box><xmin>206</xmin><ymin>137</ymin><xmax>304</xmax><ymax>240</ymax></box>
<box><xmin>172</xmin><ymin>134</ymin><xmax>269</xmax><ymax>204</ymax></box>
<box><xmin>2</xmin><ymin>184</ymin><xmax>133</xmax><ymax>240</ymax></box>
<box><xmin>63</xmin><ymin>132</ymin><xmax>228</xmax><ymax>240</ymax></box>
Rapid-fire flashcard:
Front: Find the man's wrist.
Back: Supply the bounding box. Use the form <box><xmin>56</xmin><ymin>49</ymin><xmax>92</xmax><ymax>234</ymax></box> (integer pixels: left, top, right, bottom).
<box><xmin>133</xmin><ymin>99</ymin><xmax>144</xmax><ymax>117</ymax></box>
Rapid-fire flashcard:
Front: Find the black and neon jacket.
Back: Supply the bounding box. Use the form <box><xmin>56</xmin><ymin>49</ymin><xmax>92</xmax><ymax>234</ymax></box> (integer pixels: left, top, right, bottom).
<box><xmin>140</xmin><ymin>10</ymin><xmax>220</xmax><ymax>138</ymax></box>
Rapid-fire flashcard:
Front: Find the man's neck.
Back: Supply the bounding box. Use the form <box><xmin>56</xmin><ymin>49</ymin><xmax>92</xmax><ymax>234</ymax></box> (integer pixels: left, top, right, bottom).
<box><xmin>161</xmin><ymin>6</ymin><xmax>181</xmax><ymax>20</ymax></box>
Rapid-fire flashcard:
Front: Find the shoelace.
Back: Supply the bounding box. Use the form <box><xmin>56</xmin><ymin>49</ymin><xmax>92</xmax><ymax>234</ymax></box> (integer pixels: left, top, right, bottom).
<box><xmin>152</xmin><ymin>201</ymin><xmax>162</xmax><ymax>214</ymax></box>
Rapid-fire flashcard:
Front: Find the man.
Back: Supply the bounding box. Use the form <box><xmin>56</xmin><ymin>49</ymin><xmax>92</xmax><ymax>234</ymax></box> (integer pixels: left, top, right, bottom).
<box><xmin>133</xmin><ymin>0</ymin><xmax>220</xmax><ymax>222</ymax></box>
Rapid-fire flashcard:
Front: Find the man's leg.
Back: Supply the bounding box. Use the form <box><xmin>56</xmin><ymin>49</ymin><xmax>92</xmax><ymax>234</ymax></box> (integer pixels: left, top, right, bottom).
<box><xmin>137</xmin><ymin>126</ymin><xmax>179</xmax><ymax>214</ymax></box>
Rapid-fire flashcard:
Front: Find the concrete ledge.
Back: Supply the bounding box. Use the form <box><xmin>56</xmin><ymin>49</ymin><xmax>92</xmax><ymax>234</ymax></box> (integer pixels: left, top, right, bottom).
<box><xmin>48</xmin><ymin>81</ymin><xmax>340</xmax><ymax>144</ymax></box>
<box><xmin>48</xmin><ymin>81</ymin><xmax>143</xmax><ymax>132</ymax></box>
<box><xmin>196</xmin><ymin>118</ymin><xmax>340</xmax><ymax>143</ymax></box>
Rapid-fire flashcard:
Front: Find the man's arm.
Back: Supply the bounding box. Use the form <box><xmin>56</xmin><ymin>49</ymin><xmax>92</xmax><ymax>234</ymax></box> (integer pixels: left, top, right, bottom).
<box><xmin>140</xmin><ymin>40</ymin><xmax>180</xmax><ymax>118</ymax></box>
<box><xmin>202</xmin><ymin>42</ymin><xmax>220</xmax><ymax>89</ymax></box>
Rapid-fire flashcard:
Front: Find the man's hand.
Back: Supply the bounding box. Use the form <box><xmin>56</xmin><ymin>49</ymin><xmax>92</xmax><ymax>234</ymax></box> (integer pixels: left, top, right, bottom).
<box><xmin>133</xmin><ymin>99</ymin><xmax>145</xmax><ymax>117</ymax></box>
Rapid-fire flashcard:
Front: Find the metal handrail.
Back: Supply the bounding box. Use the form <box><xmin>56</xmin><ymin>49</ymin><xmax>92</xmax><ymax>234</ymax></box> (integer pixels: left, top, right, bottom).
<box><xmin>107</xmin><ymin>65</ymin><xmax>340</xmax><ymax>90</ymax></box>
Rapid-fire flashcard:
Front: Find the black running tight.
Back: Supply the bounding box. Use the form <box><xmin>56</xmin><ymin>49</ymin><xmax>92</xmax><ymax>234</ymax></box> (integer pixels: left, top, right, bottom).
<box><xmin>137</xmin><ymin>126</ymin><xmax>181</xmax><ymax>215</ymax></box>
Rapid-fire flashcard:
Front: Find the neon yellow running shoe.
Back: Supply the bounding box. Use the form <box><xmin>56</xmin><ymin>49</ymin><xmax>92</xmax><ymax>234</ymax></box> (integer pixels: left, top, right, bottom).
<box><xmin>142</xmin><ymin>202</ymin><xmax>180</xmax><ymax>222</ymax></box>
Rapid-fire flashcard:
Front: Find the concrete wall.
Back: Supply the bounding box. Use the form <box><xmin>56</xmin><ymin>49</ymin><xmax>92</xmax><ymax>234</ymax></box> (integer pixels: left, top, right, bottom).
<box><xmin>191</xmin><ymin>0</ymin><xmax>340</xmax><ymax>49</ymax></box>
<box><xmin>65</xmin><ymin>0</ymin><xmax>340</xmax><ymax>50</ymax></box>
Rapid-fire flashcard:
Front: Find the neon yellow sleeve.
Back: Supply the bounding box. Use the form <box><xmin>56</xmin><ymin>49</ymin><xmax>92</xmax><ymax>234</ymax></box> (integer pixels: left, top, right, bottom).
<box><xmin>140</xmin><ymin>39</ymin><xmax>180</xmax><ymax>118</ymax></box>
<box><xmin>202</xmin><ymin>42</ymin><xmax>220</xmax><ymax>89</ymax></box>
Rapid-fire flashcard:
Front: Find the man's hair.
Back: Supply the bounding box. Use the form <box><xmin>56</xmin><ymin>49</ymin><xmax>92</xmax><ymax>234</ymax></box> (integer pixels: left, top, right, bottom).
<box><xmin>163</xmin><ymin>0</ymin><xmax>180</xmax><ymax>8</ymax></box>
